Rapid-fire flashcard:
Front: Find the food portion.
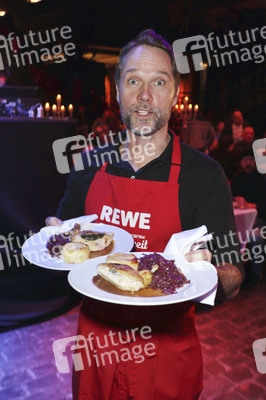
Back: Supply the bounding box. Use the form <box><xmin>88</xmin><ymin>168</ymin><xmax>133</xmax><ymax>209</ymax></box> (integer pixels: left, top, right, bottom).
<box><xmin>72</xmin><ymin>231</ymin><xmax>114</xmax><ymax>251</ymax></box>
<box><xmin>62</xmin><ymin>242</ymin><xmax>90</xmax><ymax>264</ymax></box>
<box><xmin>138</xmin><ymin>253</ymin><xmax>190</xmax><ymax>294</ymax></box>
<box><xmin>97</xmin><ymin>263</ymin><xmax>152</xmax><ymax>291</ymax></box>
<box><xmin>46</xmin><ymin>223</ymin><xmax>114</xmax><ymax>263</ymax></box>
<box><xmin>105</xmin><ymin>253</ymin><xmax>139</xmax><ymax>270</ymax></box>
<box><xmin>96</xmin><ymin>252</ymin><xmax>190</xmax><ymax>296</ymax></box>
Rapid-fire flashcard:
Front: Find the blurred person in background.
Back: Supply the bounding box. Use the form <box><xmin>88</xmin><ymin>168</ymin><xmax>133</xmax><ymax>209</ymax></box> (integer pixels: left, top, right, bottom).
<box><xmin>209</xmin><ymin>121</ymin><xmax>225</xmax><ymax>150</ymax></box>
<box><xmin>228</xmin><ymin>126</ymin><xmax>256</xmax><ymax>173</ymax></box>
<box><xmin>221</xmin><ymin>110</ymin><xmax>249</xmax><ymax>144</ymax></box>
<box><xmin>182</xmin><ymin>110</ymin><xmax>216</xmax><ymax>153</ymax></box>
<box><xmin>231</xmin><ymin>147</ymin><xmax>266</xmax><ymax>286</ymax></box>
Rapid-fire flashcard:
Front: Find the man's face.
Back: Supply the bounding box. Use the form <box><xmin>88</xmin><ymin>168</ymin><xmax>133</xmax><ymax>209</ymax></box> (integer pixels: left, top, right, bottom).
<box><xmin>232</xmin><ymin>111</ymin><xmax>243</xmax><ymax>126</ymax></box>
<box><xmin>243</xmin><ymin>127</ymin><xmax>255</xmax><ymax>143</ymax></box>
<box><xmin>116</xmin><ymin>45</ymin><xmax>179</xmax><ymax>137</ymax></box>
<box><xmin>240</xmin><ymin>155</ymin><xmax>256</xmax><ymax>174</ymax></box>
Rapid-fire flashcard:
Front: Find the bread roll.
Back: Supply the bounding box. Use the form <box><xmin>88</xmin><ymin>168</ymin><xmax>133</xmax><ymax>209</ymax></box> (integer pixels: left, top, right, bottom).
<box><xmin>62</xmin><ymin>242</ymin><xmax>90</xmax><ymax>264</ymax></box>
<box><xmin>106</xmin><ymin>253</ymin><xmax>139</xmax><ymax>270</ymax></box>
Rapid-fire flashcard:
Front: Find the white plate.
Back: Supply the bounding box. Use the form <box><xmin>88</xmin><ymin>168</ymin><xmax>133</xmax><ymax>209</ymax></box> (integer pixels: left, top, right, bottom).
<box><xmin>22</xmin><ymin>216</ymin><xmax>134</xmax><ymax>271</ymax></box>
<box><xmin>68</xmin><ymin>252</ymin><xmax>218</xmax><ymax>306</ymax></box>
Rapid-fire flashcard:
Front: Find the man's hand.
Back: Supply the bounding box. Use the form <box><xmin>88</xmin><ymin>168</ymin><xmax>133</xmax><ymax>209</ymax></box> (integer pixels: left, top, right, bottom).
<box><xmin>185</xmin><ymin>250</ymin><xmax>243</xmax><ymax>300</ymax></box>
<box><xmin>185</xmin><ymin>249</ymin><xmax>212</xmax><ymax>263</ymax></box>
<box><xmin>215</xmin><ymin>263</ymin><xmax>243</xmax><ymax>300</ymax></box>
<box><xmin>45</xmin><ymin>216</ymin><xmax>63</xmax><ymax>226</ymax></box>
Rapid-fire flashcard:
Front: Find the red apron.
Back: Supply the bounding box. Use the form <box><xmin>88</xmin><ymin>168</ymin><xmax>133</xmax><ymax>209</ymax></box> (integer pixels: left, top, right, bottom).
<box><xmin>73</xmin><ymin>135</ymin><xmax>203</xmax><ymax>400</ymax></box>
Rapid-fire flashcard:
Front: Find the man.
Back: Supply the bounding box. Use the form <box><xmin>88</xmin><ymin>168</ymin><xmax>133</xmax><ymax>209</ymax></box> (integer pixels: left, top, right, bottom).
<box><xmin>242</xmin><ymin>126</ymin><xmax>255</xmax><ymax>144</ymax></box>
<box><xmin>182</xmin><ymin>111</ymin><xmax>216</xmax><ymax>153</ymax></box>
<box><xmin>231</xmin><ymin>148</ymin><xmax>266</xmax><ymax>285</ymax></box>
<box><xmin>227</xmin><ymin>125</ymin><xmax>256</xmax><ymax>172</ymax></box>
<box><xmin>47</xmin><ymin>30</ymin><xmax>243</xmax><ymax>400</ymax></box>
<box><xmin>221</xmin><ymin>110</ymin><xmax>248</xmax><ymax>144</ymax></box>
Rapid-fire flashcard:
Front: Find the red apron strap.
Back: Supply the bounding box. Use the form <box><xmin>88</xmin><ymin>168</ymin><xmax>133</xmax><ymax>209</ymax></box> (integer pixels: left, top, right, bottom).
<box><xmin>169</xmin><ymin>134</ymin><xmax>181</xmax><ymax>183</ymax></box>
<box><xmin>99</xmin><ymin>136</ymin><xmax>181</xmax><ymax>183</ymax></box>
<box><xmin>100</xmin><ymin>161</ymin><xmax>108</xmax><ymax>172</ymax></box>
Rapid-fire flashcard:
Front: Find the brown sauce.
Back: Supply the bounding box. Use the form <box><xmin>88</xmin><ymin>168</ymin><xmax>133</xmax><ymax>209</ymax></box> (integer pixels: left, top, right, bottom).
<box><xmin>88</xmin><ymin>241</ymin><xmax>114</xmax><ymax>259</ymax></box>
<box><xmin>93</xmin><ymin>275</ymin><xmax>167</xmax><ymax>297</ymax></box>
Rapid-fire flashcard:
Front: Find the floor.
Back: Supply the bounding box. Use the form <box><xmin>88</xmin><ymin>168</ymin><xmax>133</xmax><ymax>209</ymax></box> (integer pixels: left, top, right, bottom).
<box><xmin>0</xmin><ymin>283</ymin><xmax>265</xmax><ymax>400</ymax></box>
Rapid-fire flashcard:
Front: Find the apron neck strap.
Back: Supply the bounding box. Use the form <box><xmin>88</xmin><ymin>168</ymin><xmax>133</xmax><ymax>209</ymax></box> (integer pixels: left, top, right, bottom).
<box><xmin>99</xmin><ymin>133</ymin><xmax>181</xmax><ymax>183</ymax></box>
<box><xmin>169</xmin><ymin>133</ymin><xmax>181</xmax><ymax>183</ymax></box>
<box><xmin>100</xmin><ymin>162</ymin><xmax>108</xmax><ymax>172</ymax></box>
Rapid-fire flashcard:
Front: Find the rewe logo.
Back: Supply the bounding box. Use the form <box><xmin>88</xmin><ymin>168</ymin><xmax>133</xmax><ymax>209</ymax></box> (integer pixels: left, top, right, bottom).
<box><xmin>100</xmin><ymin>205</ymin><xmax>151</xmax><ymax>230</ymax></box>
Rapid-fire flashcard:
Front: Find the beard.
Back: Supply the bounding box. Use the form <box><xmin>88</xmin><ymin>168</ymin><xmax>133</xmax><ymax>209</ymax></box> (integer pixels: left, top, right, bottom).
<box><xmin>119</xmin><ymin>102</ymin><xmax>171</xmax><ymax>137</ymax></box>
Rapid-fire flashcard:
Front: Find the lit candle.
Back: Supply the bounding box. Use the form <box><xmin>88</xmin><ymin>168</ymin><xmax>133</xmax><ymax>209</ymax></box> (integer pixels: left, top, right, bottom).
<box><xmin>68</xmin><ymin>104</ymin><xmax>73</xmax><ymax>118</ymax></box>
<box><xmin>52</xmin><ymin>104</ymin><xmax>57</xmax><ymax>117</ymax></box>
<box><xmin>184</xmin><ymin>96</ymin><xmax>189</xmax><ymax>104</ymax></box>
<box><xmin>56</xmin><ymin>94</ymin><xmax>61</xmax><ymax>108</ymax></box>
<box><xmin>194</xmin><ymin>104</ymin><xmax>199</xmax><ymax>119</ymax></box>
<box><xmin>45</xmin><ymin>102</ymin><xmax>50</xmax><ymax>118</ymax></box>
<box><xmin>188</xmin><ymin>103</ymin><xmax>192</xmax><ymax>117</ymax></box>
<box><xmin>60</xmin><ymin>105</ymin><xmax>65</xmax><ymax>118</ymax></box>
<box><xmin>180</xmin><ymin>104</ymin><xmax>184</xmax><ymax>113</ymax></box>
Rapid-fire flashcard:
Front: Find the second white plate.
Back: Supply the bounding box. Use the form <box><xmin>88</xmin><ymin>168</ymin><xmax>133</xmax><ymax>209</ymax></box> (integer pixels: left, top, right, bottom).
<box><xmin>22</xmin><ymin>217</ymin><xmax>134</xmax><ymax>271</ymax></box>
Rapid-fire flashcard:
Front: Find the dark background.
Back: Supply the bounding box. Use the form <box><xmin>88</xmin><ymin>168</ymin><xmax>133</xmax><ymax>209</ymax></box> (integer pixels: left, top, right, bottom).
<box><xmin>0</xmin><ymin>0</ymin><xmax>265</xmax><ymax>133</ymax></box>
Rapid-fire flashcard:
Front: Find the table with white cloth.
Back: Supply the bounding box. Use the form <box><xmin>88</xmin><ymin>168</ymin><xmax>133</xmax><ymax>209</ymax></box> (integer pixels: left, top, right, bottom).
<box><xmin>233</xmin><ymin>207</ymin><xmax>258</xmax><ymax>252</ymax></box>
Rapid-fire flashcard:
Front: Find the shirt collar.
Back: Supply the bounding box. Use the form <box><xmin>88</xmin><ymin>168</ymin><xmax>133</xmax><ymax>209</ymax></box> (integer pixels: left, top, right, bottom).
<box><xmin>159</xmin><ymin>130</ymin><xmax>174</xmax><ymax>165</ymax></box>
<box><xmin>113</xmin><ymin>129</ymin><xmax>174</xmax><ymax>166</ymax></box>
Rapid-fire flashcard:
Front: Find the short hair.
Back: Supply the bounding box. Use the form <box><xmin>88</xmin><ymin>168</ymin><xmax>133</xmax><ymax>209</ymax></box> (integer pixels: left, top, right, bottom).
<box><xmin>115</xmin><ymin>29</ymin><xmax>180</xmax><ymax>89</ymax></box>
<box><xmin>239</xmin><ymin>146</ymin><xmax>254</xmax><ymax>160</ymax></box>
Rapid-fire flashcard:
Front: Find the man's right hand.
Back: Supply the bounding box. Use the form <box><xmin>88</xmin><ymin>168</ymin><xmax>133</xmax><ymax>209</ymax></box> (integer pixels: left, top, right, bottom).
<box><xmin>45</xmin><ymin>216</ymin><xmax>63</xmax><ymax>226</ymax></box>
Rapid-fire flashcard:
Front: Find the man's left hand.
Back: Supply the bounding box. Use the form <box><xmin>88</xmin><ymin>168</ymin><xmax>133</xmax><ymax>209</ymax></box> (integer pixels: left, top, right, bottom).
<box><xmin>185</xmin><ymin>249</ymin><xmax>212</xmax><ymax>263</ymax></box>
